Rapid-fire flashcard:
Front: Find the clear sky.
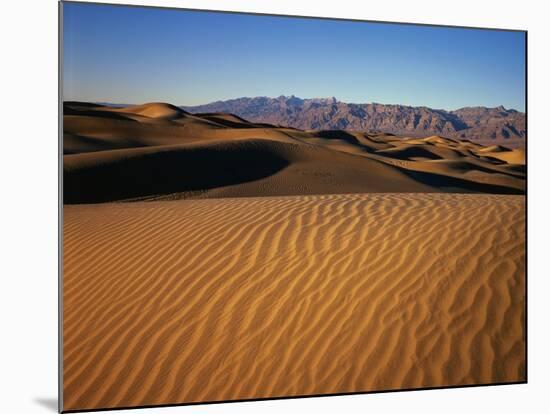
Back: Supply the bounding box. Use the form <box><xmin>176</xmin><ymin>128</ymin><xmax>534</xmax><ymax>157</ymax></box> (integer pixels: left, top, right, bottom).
<box><xmin>62</xmin><ymin>2</ymin><xmax>526</xmax><ymax>111</ymax></box>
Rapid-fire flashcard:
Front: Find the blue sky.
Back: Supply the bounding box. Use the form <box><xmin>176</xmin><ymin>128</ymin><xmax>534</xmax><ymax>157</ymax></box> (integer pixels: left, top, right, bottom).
<box><xmin>62</xmin><ymin>2</ymin><xmax>526</xmax><ymax>111</ymax></box>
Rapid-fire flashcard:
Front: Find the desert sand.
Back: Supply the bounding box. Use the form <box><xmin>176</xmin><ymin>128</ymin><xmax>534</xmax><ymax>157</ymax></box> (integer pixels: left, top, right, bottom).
<box><xmin>63</xmin><ymin>194</ymin><xmax>525</xmax><ymax>411</ymax></box>
<box><xmin>63</xmin><ymin>102</ymin><xmax>525</xmax><ymax>203</ymax></box>
<box><xmin>63</xmin><ymin>102</ymin><xmax>526</xmax><ymax>411</ymax></box>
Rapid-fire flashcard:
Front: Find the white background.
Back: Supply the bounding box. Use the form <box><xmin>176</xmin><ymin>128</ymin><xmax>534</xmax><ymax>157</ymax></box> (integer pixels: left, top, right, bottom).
<box><xmin>1</xmin><ymin>0</ymin><xmax>548</xmax><ymax>412</ymax></box>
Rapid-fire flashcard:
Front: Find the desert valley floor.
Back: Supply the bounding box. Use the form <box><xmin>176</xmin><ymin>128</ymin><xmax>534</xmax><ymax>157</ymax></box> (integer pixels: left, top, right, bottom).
<box><xmin>63</xmin><ymin>102</ymin><xmax>526</xmax><ymax>411</ymax></box>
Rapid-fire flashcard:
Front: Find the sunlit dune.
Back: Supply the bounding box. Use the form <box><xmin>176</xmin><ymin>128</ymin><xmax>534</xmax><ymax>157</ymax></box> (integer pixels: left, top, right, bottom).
<box><xmin>63</xmin><ymin>193</ymin><xmax>525</xmax><ymax>411</ymax></box>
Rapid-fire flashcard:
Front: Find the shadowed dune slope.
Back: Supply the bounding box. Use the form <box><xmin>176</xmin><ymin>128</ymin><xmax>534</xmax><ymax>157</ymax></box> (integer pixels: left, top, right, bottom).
<box><xmin>63</xmin><ymin>138</ymin><xmax>442</xmax><ymax>203</ymax></box>
<box><xmin>63</xmin><ymin>102</ymin><xmax>525</xmax><ymax>202</ymax></box>
<box><xmin>63</xmin><ymin>194</ymin><xmax>526</xmax><ymax>411</ymax></box>
<box><xmin>63</xmin><ymin>140</ymin><xmax>291</xmax><ymax>204</ymax></box>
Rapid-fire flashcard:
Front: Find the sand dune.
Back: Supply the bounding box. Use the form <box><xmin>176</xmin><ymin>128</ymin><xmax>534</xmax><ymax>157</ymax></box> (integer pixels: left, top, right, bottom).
<box><xmin>63</xmin><ymin>138</ymin><xmax>440</xmax><ymax>203</ymax></box>
<box><xmin>62</xmin><ymin>102</ymin><xmax>526</xmax><ymax>410</ymax></box>
<box><xmin>484</xmin><ymin>148</ymin><xmax>526</xmax><ymax>165</ymax></box>
<box><xmin>109</xmin><ymin>102</ymin><xmax>189</xmax><ymax>120</ymax></box>
<box><xmin>63</xmin><ymin>193</ymin><xmax>526</xmax><ymax>411</ymax></box>
<box><xmin>63</xmin><ymin>102</ymin><xmax>525</xmax><ymax>202</ymax></box>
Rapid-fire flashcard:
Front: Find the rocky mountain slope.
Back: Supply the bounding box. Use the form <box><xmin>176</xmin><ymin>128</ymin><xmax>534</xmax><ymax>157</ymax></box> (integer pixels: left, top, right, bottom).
<box><xmin>183</xmin><ymin>96</ymin><xmax>526</xmax><ymax>147</ymax></box>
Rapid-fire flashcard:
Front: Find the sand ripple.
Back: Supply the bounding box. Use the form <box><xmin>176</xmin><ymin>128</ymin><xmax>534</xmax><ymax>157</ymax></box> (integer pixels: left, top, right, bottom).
<box><xmin>63</xmin><ymin>194</ymin><xmax>525</xmax><ymax>411</ymax></box>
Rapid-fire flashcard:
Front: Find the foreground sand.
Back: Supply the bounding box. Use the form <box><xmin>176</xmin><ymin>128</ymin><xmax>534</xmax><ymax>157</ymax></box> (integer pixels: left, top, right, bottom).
<box><xmin>63</xmin><ymin>194</ymin><xmax>525</xmax><ymax>411</ymax></box>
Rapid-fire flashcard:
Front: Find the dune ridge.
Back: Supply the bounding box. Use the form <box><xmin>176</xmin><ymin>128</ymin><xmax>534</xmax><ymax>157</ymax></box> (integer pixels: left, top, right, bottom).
<box><xmin>63</xmin><ymin>193</ymin><xmax>526</xmax><ymax>411</ymax></box>
<box><xmin>63</xmin><ymin>102</ymin><xmax>526</xmax><ymax>203</ymax></box>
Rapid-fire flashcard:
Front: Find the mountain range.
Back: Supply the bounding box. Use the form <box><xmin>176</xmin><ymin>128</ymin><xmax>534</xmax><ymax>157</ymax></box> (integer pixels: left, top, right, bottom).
<box><xmin>183</xmin><ymin>96</ymin><xmax>526</xmax><ymax>147</ymax></box>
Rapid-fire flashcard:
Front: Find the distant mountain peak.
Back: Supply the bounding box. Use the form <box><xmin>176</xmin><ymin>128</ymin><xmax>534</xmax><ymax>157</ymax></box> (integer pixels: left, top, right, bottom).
<box><xmin>311</xmin><ymin>96</ymin><xmax>338</xmax><ymax>104</ymax></box>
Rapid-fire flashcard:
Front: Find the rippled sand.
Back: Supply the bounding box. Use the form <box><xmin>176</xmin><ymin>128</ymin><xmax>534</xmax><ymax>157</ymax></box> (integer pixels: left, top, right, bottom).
<box><xmin>63</xmin><ymin>194</ymin><xmax>525</xmax><ymax>411</ymax></box>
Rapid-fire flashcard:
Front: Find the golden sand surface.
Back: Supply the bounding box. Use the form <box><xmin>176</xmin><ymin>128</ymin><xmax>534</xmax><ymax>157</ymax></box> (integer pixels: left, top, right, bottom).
<box><xmin>63</xmin><ymin>193</ymin><xmax>525</xmax><ymax>411</ymax></box>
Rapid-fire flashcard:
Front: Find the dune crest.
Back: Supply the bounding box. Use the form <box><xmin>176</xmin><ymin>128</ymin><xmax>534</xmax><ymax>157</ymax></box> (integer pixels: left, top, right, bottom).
<box><xmin>115</xmin><ymin>102</ymin><xmax>189</xmax><ymax>120</ymax></box>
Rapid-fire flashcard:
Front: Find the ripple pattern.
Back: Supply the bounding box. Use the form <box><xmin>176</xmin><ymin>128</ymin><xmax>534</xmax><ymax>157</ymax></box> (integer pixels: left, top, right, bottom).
<box><xmin>63</xmin><ymin>194</ymin><xmax>526</xmax><ymax>411</ymax></box>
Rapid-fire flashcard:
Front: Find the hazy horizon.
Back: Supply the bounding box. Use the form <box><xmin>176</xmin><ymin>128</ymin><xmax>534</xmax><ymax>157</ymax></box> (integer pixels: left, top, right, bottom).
<box><xmin>63</xmin><ymin>2</ymin><xmax>526</xmax><ymax>111</ymax></box>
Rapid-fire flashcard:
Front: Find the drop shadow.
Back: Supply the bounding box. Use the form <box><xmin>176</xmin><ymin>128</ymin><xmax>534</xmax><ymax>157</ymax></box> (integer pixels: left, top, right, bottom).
<box><xmin>34</xmin><ymin>397</ymin><xmax>58</xmax><ymax>412</ymax></box>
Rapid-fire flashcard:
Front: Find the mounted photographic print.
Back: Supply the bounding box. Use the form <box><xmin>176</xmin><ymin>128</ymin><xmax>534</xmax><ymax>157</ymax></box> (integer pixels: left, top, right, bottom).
<box><xmin>60</xmin><ymin>1</ymin><xmax>527</xmax><ymax>412</ymax></box>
